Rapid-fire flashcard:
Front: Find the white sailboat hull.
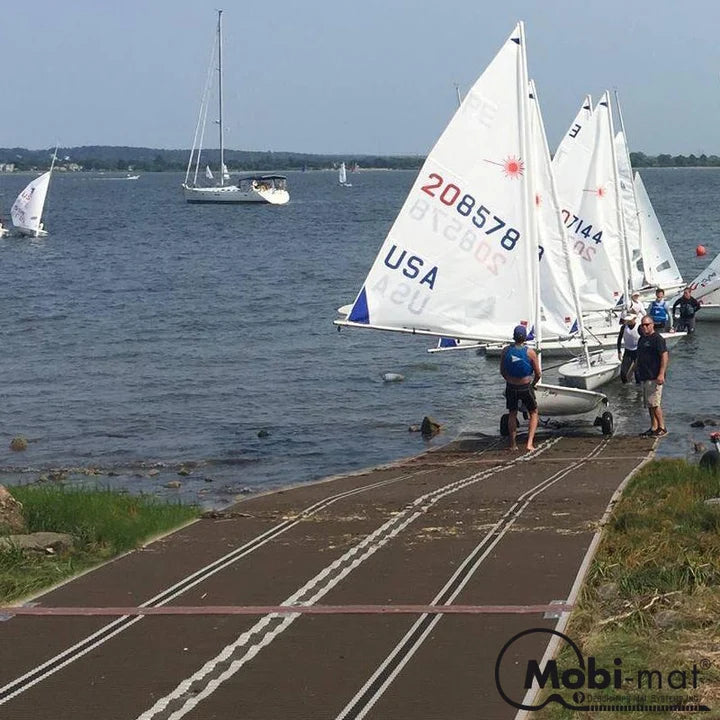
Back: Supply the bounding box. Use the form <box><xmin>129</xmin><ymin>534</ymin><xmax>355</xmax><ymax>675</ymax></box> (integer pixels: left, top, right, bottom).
<box><xmin>183</xmin><ymin>184</ymin><xmax>289</xmax><ymax>205</ymax></box>
<box><xmin>557</xmin><ymin>350</ymin><xmax>621</xmax><ymax>390</ymax></box>
<box><xmin>535</xmin><ymin>382</ymin><xmax>608</xmax><ymax>416</ymax></box>
<box><xmin>697</xmin><ymin>304</ymin><xmax>720</xmax><ymax>321</ymax></box>
<box><xmin>485</xmin><ymin>330</ymin><xmax>684</xmax><ymax>358</ymax></box>
<box><xmin>14</xmin><ymin>226</ymin><xmax>49</xmax><ymax>238</ymax></box>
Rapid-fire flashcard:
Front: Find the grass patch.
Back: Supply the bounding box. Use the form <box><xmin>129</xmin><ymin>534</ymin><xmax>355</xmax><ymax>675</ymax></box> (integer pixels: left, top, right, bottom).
<box><xmin>0</xmin><ymin>484</ymin><xmax>198</xmax><ymax>603</ymax></box>
<box><xmin>532</xmin><ymin>459</ymin><xmax>720</xmax><ymax>719</ymax></box>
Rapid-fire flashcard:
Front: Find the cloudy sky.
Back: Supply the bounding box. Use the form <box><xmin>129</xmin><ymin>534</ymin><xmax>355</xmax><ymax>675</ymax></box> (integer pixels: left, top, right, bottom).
<box><xmin>2</xmin><ymin>0</ymin><xmax>718</xmax><ymax>155</ymax></box>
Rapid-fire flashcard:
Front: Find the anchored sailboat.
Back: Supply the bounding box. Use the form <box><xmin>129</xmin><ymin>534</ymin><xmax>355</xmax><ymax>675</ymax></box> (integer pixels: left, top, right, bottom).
<box><xmin>182</xmin><ymin>10</ymin><xmax>289</xmax><ymax>205</ymax></box>
<box><xmin>335</xmin><ymin>22</ymin><xmax>611</xmax><ymax>429</ymax></box>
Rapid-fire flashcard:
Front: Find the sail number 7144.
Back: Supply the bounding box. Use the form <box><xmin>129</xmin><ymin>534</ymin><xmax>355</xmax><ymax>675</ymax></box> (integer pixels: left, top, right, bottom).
<box><xmin>420</xmin><ymin>173</ymin><xmax>520</xmax><ymax>251</ymax></box>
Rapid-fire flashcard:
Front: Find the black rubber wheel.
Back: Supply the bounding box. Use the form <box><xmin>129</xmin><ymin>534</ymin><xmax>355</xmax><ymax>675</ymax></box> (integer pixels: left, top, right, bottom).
<box><xmin>500</xmin><ymin>413</ymin><xmax>510</xmax><ymax>437</ymax></box>
<box><xmin>699</xmin><ymin>450</ymin><xmax>720</xmax><ymax>473</ymax></box>
<box><xmin>600</xmin><ymin>411</ymin><xmax>614</xmax><ymax>436</ymax></box>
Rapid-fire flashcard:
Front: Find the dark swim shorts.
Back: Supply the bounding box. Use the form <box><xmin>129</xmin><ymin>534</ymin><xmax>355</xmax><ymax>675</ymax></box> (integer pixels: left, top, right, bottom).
<box><xmin>505</xmin><ymin>382</ymin><xmax>537</xmax><ymax>412</ymax></box>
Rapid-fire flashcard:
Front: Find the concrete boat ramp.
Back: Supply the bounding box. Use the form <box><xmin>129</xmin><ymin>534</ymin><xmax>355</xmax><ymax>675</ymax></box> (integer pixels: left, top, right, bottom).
<box><xmin>0</xmin><ymin>432</ymin><xmax>655</xmax><ymax>719</ymax></box>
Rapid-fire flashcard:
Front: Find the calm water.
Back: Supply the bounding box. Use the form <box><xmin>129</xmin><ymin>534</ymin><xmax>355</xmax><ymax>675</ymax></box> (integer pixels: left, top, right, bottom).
<box><xmin>0</xmin><ymin>168</ymin><xmax>718</xmax><ymax>506</ymax></box>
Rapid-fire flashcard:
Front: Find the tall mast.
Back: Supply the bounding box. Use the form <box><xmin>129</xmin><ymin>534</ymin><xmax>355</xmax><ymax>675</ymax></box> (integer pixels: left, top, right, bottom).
<box><xmin>516</xmin><ymin>23</ymin><xmax>541</xmax><ymax>363</ymax></box>
<box><xmin>614</xmin><ymin>88</ymin><xmax>644</xmax><ymax>291</ymax></box>
<box><xmin>604</xmin><ymin>92</ymin><xmax>631</xmax><ymax>308</ymax></box>
<box><xmin>217</xmin><ymin>9</ymin><xmax>225</xmax><ymax>187</ymax></box>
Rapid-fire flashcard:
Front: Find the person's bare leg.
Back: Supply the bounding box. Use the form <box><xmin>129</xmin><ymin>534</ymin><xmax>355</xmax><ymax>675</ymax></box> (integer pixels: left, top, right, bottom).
<box><xmin>526</xmin><ymin>410</ymin><xmax>539</xmax><ymax>451</ymax></box>
<box><xmin>508</xmin><ymin>410</ymin><xmax>518</xmax><ymax>451</ymax></box>
<box><xmin>654</xmin><ymin>405</ymin><xmax>665</xmax><ymax>431</ymax></box>
<box><xmin>648</xmin><ymin>407</ymin><xmax>658</xmax><ymax>432</ymax></box>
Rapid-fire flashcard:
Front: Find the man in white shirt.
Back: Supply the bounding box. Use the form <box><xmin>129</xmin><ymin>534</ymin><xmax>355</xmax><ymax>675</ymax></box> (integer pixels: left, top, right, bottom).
<box><xmin>629</xmin><ymin>291</ymin><xmax>646</xmax><ymax>319</ymax></box>
<box><xmin>617</xmin><ymin>313</ymin><xmax>640</xmax><ymax>383</ymax></box>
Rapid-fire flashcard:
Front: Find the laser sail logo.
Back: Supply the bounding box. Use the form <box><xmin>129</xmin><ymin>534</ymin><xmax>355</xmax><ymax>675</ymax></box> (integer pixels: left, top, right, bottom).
<box><xmin>494</xmin><ymin>628</ymin><xmax>711</xmax><ymax>713</ymax></box>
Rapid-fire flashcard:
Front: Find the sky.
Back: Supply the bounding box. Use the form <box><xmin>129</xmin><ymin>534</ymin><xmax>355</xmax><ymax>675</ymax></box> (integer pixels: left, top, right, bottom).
<box><xmin>2</xmin><ymin>0</ymin><xmax>720</xmax><ymax>156</ymax></box>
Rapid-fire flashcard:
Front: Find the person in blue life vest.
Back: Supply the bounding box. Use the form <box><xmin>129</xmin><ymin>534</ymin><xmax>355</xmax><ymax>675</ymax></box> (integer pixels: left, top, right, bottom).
<box><xmin>500</xmin><ymin>325</ymin><xmax>542</xmax><ymax>452</ymax></box>
<box><xmin>647</xmin><ymin>288</ymin><xmax>671</xmax><ymax>332</ymax></box>
<box><xmin>672</xmin><ymin>286</ymin><xmax>701</xmax><ymax>334</ymax></box>
<box><xmin>636</xmin><ymin>314</ymin><xmax>669</xmax><ymax>437</ymax></box>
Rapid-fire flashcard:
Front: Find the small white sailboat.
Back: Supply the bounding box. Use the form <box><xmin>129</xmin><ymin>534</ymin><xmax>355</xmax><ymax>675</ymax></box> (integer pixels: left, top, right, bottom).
<box><xmin>11</xmin><ymin>151</ymin><xmax>57</xmax><ymax>237</ymax></box>
<box><xmin>335</xmin><ymin>22</ymin><xmax>611</xmax><ymax>431</ymax></box>
<box><xmin>555</xmin><ymin>92</ymin><xmax>628</xmax><ymax>389</ymax></box>
<box><xmin>338</xmin><ymin>162</ymin><xmax>352</xmax><ymax>187</ymax></box>
<box><xmin>182</xmin><ymin>10</ymin><xmax>289</xmax><ymax>205</ymax></box>
<box><xmin>684</xmin><ymin>253</ymin><xmax>720</xmax><ymax>321</ymax></box>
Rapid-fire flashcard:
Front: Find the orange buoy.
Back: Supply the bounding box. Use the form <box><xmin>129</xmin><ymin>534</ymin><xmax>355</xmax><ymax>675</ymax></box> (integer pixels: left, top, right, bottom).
<box><xmin>696</xmin><ymin>245</ymin><xmax>707</xmax><ymax>257</ymax></box>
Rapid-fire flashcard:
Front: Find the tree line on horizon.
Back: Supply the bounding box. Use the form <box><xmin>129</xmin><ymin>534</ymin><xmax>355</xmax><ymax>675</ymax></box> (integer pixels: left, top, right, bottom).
<box><xmin>1</xmin><ymin>146</ymin><xmax>719</xmax><ymax>172</ymax></box>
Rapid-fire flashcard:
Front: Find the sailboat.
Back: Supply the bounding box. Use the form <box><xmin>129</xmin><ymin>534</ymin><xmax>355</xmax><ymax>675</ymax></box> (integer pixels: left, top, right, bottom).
<box><xmin>683</xmin><ymin>252</ymin><xmax>720</xmax><ymax>321</ymax></box>
<box><xmin>11</xmin><ymin>150</ymin><xmax>57</xmax><ymax>238</ymax></box>
<box><xmin>338</xmin><ymin>162</ymin><xmax>352</xmax><ymax>187</ymax></box>
<box><xmin>182</xmin><ymin>10</ymin><xmax>289</xmax><ymax>205</ymax></box>
<box><xmin>335</xmin><ymin>22</ymin><xmax>612</xmax><ymax>432</ymax></box>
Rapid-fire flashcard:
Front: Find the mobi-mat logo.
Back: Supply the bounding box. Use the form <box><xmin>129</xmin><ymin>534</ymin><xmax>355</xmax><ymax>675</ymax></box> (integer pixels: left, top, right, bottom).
<box><xmin>494</xmin><ymin>628</ymin><xmax>711</xmax><ymax>713</ymax></box>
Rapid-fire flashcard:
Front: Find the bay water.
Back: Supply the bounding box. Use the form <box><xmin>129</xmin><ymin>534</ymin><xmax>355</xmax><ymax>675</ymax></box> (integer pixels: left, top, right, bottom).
<box><xmin>0</xmin><ymin>168</ymin><xmax>717</xmax><ymax>507</ymax></box>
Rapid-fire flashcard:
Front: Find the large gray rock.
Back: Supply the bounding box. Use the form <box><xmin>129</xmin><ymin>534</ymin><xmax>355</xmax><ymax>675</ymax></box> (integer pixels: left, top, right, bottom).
<box><xmin>0</xmin><ymin>485</ymin><xmax>26</xmax><ymax>534</ymax></box>
<box><xmin>0</xmin><ymin>532</ymin><xmax>74</xmax><ymax>554</ymax></box>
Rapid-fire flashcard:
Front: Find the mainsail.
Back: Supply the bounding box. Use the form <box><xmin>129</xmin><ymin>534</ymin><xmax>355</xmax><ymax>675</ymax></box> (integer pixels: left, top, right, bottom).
<box><xmin>11</xmin><ymin>172</ymin><xmax>51</xmax><ymax>235</ymax></box>
<box><xmin>341</xmin><ymin>24</ymin><xmax>536</xmax><ymax>344</ymax></box>
<box><xmin>553</xmin><ymin>93</ymin><xmax>626</xmax><ymax>311</ymax></box>
<box><xmin>634</xmin><ymin>172</ymin><xmax>683</xmax><ymax>292</ymax></box>
<box><xmin>528</xmin><ymin>80</ymin><xmax>581</xmax><ymax>339</ymax></box>
<box><xmin>615</xmin><ymin>131</ymin><xmax>645</xmax><ymax>291</ymax></box>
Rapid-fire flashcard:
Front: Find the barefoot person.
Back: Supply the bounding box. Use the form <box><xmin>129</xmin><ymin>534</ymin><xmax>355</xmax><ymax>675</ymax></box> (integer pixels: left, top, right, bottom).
<box><xmin>500</xmin><ymin>325</ymin><xmax>542</xmax><ymax>451</ymax></box>
<box><xmin>636</xmin><ymin>314</ymin><xmax>669</xmax><ymax>437</ymax></box>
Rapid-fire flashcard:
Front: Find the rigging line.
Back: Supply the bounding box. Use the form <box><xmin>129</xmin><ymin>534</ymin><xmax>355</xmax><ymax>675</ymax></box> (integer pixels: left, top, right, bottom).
<box><xmin>186</xmin><ymin>28</ymin><xmax>218</xmax><ymax>185</ymax></box>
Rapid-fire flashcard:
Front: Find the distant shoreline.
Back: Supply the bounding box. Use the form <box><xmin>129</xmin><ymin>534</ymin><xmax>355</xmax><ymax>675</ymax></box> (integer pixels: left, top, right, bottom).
<box><xmin>0</xmin><ymin>147</ymin><xmax>717</xmax><ymax>173</ymax></box>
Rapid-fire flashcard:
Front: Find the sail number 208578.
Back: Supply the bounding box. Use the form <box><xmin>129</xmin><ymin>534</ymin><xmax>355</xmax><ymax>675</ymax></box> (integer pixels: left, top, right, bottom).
<box><xmin>420</xmin><ymin>173</ymin><xmax>520</xmax><ymax>251</ymax></box>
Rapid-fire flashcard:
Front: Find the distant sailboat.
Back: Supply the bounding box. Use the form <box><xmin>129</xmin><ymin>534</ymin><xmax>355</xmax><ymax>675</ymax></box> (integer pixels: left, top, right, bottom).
<box><xmin>11</xmin><ymin>150</ymin><xmax>57</xmax><ymax>237</ymax></box>
<box><xmin>338</xmin><ymin>162</ymin><xmax>352</xmax><ymax>187</ymax></box>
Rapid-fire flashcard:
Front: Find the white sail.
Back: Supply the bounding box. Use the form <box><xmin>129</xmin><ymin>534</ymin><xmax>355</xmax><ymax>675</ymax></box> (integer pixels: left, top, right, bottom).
<box><xmin>339</xmin><ymin>162</ymin><xmax>347</xmax><ymax>184</ymax></box>
<box><xmin>11</xmin><ymin>171</ymin><xmax>51</xmax><ymax>236</ymax></box>
<box><xmin>222</xmin><ymin>163</ymin><xmax>230</xmax><ymax>181</ymax></box>
<box><xmin>342</xmin><ymin>24</ymin><xmax>535</xmax><ymax>344</ymax></box>
<box><xmin>615</xmin><ymin>131</ymin><xmax>644</xmax><ymax>290</ymax></box>
<box><xmin>553</xmin><ymin>93</ymin><xmax>625</xmax><ymax>311</ymax></box>
<box><xmin>634</xmin><ymin>172</ymin><xmax>683</xmax><ymax>292</ymax></box>
<box><xmin>688</xmin><ymin>252</ymin><xmax>720</xmax><ymax>294</ymax></box>
<box><xmin>205</xmin><ymin>165</ymin><xmax>214</xmax><ymax>180</ymax></box>
<box><xmin>528</xmin><ymin>81</ymin><xmax>581</xmax><ymax>339</ymax></box>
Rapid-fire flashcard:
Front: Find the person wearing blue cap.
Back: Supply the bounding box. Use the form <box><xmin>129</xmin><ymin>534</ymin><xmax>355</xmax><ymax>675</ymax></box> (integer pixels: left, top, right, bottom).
<box><xmin>500</xmin><ymin>324</ymin><xmax>542</xmax><ymax>451</ymax></box>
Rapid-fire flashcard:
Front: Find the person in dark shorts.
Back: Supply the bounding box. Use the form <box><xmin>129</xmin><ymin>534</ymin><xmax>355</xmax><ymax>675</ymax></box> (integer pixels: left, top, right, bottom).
<box><xmin>672</xmin><ymin>286</ymin><xmax>701</xmax><ymax>334</ymax></box>
<box><xmin>500</xmin><ymin>324</ymin><xmax>541</xmax><ymax>452</ymax></box>
<box><xmin>636</xmin><ymin>314</ymin><xmax>669</xmax><ymax>437</ymax></box>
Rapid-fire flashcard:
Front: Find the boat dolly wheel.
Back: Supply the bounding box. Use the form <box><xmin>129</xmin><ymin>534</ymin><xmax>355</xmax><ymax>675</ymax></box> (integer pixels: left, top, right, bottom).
<box><xmin>600</xmin><ymin>411</ymin><xmax>614</xmax><ymax>436</ymax></box>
